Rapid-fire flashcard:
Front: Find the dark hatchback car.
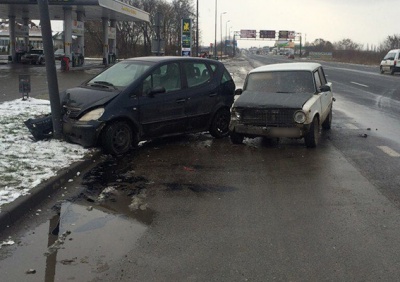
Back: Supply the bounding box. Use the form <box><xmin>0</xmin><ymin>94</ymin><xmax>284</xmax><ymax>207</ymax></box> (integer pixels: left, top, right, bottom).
<box><xmin>61</xmin><ymin>56</ymin><xmax>236</xmax><ymax>155</ymax></box>
<box><xmin>20</xmin><ymin>49</ymin><xmax>45</xmax><ymax>65</ymax></box>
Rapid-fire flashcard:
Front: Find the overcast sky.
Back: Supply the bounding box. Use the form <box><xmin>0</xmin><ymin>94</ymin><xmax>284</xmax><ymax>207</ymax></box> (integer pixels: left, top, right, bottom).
<box><xmin>195</xmin><ymin>0</ymin><xmax>397</xmax><ymax>49</ymax></box>
<box><xmin>49</xmin><ymin>0</ymin><xmax>398</xmax><ymax>50</ymax></box>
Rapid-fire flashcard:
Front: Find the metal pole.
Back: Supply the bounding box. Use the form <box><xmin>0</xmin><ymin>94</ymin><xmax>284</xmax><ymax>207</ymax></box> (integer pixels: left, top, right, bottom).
<box><xmin>225</xmin><ymin>20</ymin><xmax>230</xmax><ymax>55</ymax></box>
<box><xmin>196</xmin><ymin>0</ymin><xmax>199</xmax><ymax>57</ymax></box>
<box><xmin>220</xmin><ymin>12</ymin><xmax>226</xmax><ymax>60</ymax></box>
<box><xmin>37</xmin><ymin>0</ymin><xmax>63</xmax><ymax>139</ymax></box>
<box><xmin>214</xmin><ymin>0</ymin><xmax>217</xmax><ymax>59</ymax></box>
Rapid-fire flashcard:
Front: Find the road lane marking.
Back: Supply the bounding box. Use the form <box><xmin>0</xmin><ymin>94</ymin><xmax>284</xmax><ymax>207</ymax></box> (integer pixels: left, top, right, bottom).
<box><xmin>350</xmin><ymin>81</ymin><xmax>369</xmax><ymax>88</ymax></box>
<box><xmin>377</xmin><ymin>146</ymin><xmax>400</xmax><ymax>157</ymax></box>
<box><xmin>345</xmin><ymin>123</ymin><xmax>359</xmax><ymax>129</ymax></box>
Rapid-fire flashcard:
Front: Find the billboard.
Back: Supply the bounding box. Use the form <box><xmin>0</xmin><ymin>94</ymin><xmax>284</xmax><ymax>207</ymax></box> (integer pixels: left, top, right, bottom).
<box><xmin>181</xmin><ymin>18</ymin><xmax>192</xmax><ymax>56</ymax></box>
<box><xmin>240</xmin><ymin>30</ymin><xmax>256</xmax><ymax>38</ymax></box>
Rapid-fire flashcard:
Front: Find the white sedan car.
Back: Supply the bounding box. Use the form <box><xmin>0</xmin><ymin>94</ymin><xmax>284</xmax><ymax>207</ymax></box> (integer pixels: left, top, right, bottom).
<box><xmin>229</xmin><ymin>62</ymin><xmax>334</xmax><ymax>147</ymax></box>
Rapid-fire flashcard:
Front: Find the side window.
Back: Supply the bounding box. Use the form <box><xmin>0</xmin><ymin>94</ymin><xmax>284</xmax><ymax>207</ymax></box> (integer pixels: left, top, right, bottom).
<box><xmin>142</xmin><ymin>63</ymin><xmax>181</xmax><ymax>93</ymax></box>
<box><xmin>314</xmin><ymin>71</ymin><xmax>322</xmax><ymax>91</ymax></box>
<box><xmin>162</xmin><ymin>63</ymin><xmax>181</xmax><ymax>92</ymax></box>
<box><xmin>318</xmin><ymin>67</ymin><xmax>327</xmax><ymax>85</ymax></box>
<box><xmin>183</xmin><ymin>62</ymin><xmax>210</xmax><ymax>87</ymax></box>
<box><xmin>141</xmin><ymin>66</ymin><xmax>163</xmax><ymax>95</ymax></box>
<box><xmin>209</xmin><ymin>63</ymin><xmax>217</xmax><ymax>73</ymax></box>
<box><xmin>221</xmin><ymin>69</ymin><xmax>233</xmax><ymax>84</ymax></box>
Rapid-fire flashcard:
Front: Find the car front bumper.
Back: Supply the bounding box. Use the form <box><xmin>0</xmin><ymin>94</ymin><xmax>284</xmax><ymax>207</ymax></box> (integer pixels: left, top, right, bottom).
<box><xmin>229</xmin><ymin>122</ymin><xmax>310</xmax><ymax>138</ymax></box>
<box><xmin>63</xmin><ymin>118</ymin><xmax>104</xmax><ymax>148</ymax></box>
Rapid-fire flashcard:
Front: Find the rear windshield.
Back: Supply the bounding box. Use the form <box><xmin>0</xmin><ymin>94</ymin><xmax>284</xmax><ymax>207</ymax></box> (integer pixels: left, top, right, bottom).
<box><xmin>87</xmin><ymin>61</ymin><xmax>153</xmax><ymax>88</ymax></box>
<box><xmin>245</xmin><ymin>71</ymin><xmax>315</xmax><ymax>93</ymax></box>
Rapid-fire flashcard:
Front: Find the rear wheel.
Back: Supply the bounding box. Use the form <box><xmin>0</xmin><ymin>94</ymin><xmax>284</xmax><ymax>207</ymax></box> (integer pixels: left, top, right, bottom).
<box><xmin>391</xmin><ymin>67</ymin><xmax>395</xmax><ymax>75</ymax></box>
<box><xmin>209</xmin><ymin>108</ymin><xmax>230</xmax><ymax>138</ymax></box>
<box><xmin>101</xmin><ymin>121</ymin><xmax>135</xmax><ymax>155</ymax></box>
<box><xmin>380</xmin><ymin>66</ymin><xmax>384</xmax><ymax>74</ymax></box>
<box><xmin>304</xmin><ymin>117</ymin><xmax>319</xmax><ymax>148</ymax></box>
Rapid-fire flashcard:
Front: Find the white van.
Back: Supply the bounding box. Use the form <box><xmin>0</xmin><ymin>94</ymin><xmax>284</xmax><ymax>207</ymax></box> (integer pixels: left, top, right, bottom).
<box><xmin>380</xmin><ymin>49</ymin><xmax>400</xmax><ymax>75</ymax></box>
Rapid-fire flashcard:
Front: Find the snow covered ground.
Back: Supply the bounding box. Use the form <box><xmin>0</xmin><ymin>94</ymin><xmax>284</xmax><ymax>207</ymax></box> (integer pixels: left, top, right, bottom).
<box><xmin>0</xmin><ymin>98</ymin><xmax>95</xmax><ymax>211</ymax></box>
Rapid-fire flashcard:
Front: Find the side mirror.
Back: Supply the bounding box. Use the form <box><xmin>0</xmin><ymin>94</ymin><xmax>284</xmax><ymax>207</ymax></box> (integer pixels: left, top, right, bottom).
<box><xmin>319</xmin><ymin>85</ymin><xmax>331</xmax><ymax>92</ymax></box>
<box><xmin>148</xmin><ymin>86</ymin><xmax>166</xmax><ymax>97</ymax></box>
<box><xmin>235</xmin><ymin>88</ymin><xmax>243</xmax><ymax>95</ymax></box>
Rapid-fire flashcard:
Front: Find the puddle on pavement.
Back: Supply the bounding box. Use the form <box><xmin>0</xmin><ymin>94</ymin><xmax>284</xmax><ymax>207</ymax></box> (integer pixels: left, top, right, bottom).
<box><xmin>0</xmin><ymin>201</ymin><xmax>149</xmax><ymax>281</ymax></box>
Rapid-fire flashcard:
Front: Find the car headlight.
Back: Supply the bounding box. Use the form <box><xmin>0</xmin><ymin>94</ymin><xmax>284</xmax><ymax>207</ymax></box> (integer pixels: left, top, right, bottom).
<box><xmin>79</xmin><ymin>108</ymin><xmax>105</xmax><ymax>121</ymax></box>
<box><xmin>231</xmin><ymin>108</ymin><xmax>241</xmax><ymax>120</ymax></box>
<box><xmin>294</xmin><ymin>110</ymin><xmax>306</xmax><ymax>124</ymax></box>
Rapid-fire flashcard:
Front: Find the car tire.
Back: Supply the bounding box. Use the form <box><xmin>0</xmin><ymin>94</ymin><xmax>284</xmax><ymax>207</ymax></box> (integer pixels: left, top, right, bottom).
<box><xmin>322</xmin><ymin>107</ymin><xmax>332</xmax><ymax>130</ymax></box>
<box><xmin>390</xmin><ymin>67</ymin><xmax>395</xmax><ymax>75</ymax></box>
<box><xmin>380</xmin><ymin>66</ymin><xmax>384</xmax><ymax>74</ymax></box>
<box><xmin>101</xmin><ymin>121</ymin><xmax>135</xmax><ymax>155</ymax></box>
<box><xmin>209</xmin><ymin>108</ymin><xmax>230</xmax><ymax>138</ymax></box>
<box><xmin>304</xmin><ymin>116</ymin><xmax>319</xmax><ymax>148</ymax></box>
<box><xmin>230</xmin><ymin>132</ymin><xmax>244</xmax><ymax>144</ymax></box>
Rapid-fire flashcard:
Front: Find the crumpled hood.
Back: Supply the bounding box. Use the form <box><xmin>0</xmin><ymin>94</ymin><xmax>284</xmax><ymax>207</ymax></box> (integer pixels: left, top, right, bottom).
<box><xmin>234</xmin><ymin>90</ymin><xmax>313</xmax><ymax>109</ymax></box>
<box><xmin>61</xmin><ymin>86</ymin><xmax>120</xmax><ymax>114</ymax></box>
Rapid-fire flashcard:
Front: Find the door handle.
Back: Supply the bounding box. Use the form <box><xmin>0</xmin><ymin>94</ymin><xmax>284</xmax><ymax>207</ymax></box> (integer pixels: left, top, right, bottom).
<box><xmin>209</xmin><ymin>93</ymin><xmax>217</xmax><ymax>97</ymax></box>
<box><xmin>176</xmin><ymin>98</ymin><xmax>186</xmax><ymax>103</ymax></box>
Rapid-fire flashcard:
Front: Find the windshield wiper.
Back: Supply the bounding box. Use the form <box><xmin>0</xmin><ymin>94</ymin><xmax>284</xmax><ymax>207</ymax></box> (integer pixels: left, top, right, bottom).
<box><xmin>276</xmin><ymin>91</ymin><xmax>294</xmax><ymax>93</ymax></box>
<box><xmin>88</xmin><ymin>81</ymin><xmax>117</xmax><ymax>90</ymax></box>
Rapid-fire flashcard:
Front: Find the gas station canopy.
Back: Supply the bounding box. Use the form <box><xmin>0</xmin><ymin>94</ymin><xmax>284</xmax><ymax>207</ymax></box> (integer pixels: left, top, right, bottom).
<box><xmin>0</xmin><ymin>0</ymin><xmax>150</xmax><ymax>23</ymax></box>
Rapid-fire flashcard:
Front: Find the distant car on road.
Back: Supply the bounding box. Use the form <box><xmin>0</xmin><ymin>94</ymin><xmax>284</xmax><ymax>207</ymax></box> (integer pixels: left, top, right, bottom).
<box><xmin>20</xmin><ymin>49</ymin><xmax>45</xmax><ymax>65</ymax></box>
<box><xmin>380</xmin><ymin>49</ymin><xmax>400</xmax><ymax>75</ymax></box>
<box><xmin>61</xmin><ymin>56</ymin><xmax>236</xmax><ymax>155</ymax></box>
<box><xmin>229</xmin><ymin>62</ymin><xmax>334</xmax><ymax>147</ymax></box>
<box><xmin>54</xmin><ymin>49</ymin><xmax>65</xmax><ymax>61</ymax></box>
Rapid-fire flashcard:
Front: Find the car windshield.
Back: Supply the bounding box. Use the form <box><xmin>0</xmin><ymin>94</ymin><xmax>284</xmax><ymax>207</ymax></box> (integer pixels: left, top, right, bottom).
<box><xmin>87</xmin><ymin>61</ymin><xmax>153</xmax><ymax>88</ymax></box>
<box><xmin>384</xmin><ymin>52</ymin><xmax>395</xmax><ymax>60</ymax></box>
<box><xmin>245</xmin><ymin>71</ymin><xmax>315</xmax><ymax>93</ymax></box>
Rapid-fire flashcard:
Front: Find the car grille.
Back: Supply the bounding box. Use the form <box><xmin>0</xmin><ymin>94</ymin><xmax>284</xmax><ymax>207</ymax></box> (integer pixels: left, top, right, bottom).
<box><xmin>241</xmin><ymin>108</ymin><xmax>298</xmax><ymax>127</ymax></box>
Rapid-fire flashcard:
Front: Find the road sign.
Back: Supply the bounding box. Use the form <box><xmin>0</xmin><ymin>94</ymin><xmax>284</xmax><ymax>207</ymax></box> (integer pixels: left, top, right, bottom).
<box><xmin>260</xmin><ymin>30</ymin><xmax>276</xmax><ymax>39</ymax></box>
<box><xmin>240</xmin><ymin>30</ymin><xmax>256</xmax><ymax>38</ymax></box>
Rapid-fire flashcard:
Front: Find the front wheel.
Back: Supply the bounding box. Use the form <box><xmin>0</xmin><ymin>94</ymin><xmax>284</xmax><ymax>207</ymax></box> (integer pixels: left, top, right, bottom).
<box><xmin>380</xmin><ymin>66</ymin><xmax>384</xmax><ymax>74</ymax></box>
<box><xmin>209</xmin><ymin>108</ymin><xmax>230</xmax><ymax>138</ymax></box>
<box><xmin>101</xmin><ymin>121</ymin><xmax>135</xmax><ymax>155</ymax></box>
<box><xmin>304</xmin><ymin>117</ymin><xmax>319</xmax><ymax>148</ymax></box>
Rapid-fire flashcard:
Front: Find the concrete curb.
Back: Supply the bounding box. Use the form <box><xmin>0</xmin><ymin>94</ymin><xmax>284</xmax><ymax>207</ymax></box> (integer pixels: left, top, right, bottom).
<box><xmin>0</xmin><ymin>151</ymin><xmax>102</xmax><ymax>231</ymax></box>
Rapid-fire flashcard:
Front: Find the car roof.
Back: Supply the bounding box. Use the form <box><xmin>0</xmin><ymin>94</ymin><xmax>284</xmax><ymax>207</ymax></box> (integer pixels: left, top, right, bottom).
<box><xmin>124</xmin><ymin>56</ymin><xmax>222</xmax><ymax>64</ymax></box>
<box><xmin>250</xmin><ymin>62</ymin><xmax>322</xmax><ymax>73</ymax></box>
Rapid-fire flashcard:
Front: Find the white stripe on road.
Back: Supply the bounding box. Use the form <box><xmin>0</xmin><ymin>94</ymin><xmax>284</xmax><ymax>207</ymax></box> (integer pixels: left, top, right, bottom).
<box><xmin>377</xmin><ymin>146</ymin><xmax>400</xmax><ymax>157</ymax></box>
<box><xmin>350</xmin><ymin>81</ymin><xmax>369</xmax><ymax>88</ymax></box>
<box><xmin>345</xmin><ymin>123</ymin><xmax>359</xmax><ymax>129</ymax></box>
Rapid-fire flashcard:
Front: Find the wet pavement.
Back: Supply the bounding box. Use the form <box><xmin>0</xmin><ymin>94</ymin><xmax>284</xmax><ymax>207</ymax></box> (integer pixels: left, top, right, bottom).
<box><xmin>2</xmin><ymin>55</ymin><xmax>400</xmax><ymax>280</ymax></box>
<box><xmin>2</xmin><ymin>131</ymin><xmax>400</xmax><ymax>281</ymax></box>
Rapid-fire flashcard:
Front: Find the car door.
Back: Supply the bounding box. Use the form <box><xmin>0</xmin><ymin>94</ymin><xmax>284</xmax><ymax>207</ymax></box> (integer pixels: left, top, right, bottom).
<box><xmin>182</xmin><ymin>61</ymin><xmax>218</xmax><ymax>131</ymax></box>
<box><xmin>138</xmin><ymin>62</ymin><xmax>188</xmax><ymax>138</ymax></box>
<box><xmin>314</xmin><ymin>67</ymin><xmax>332</xmax><ymax>121</ymax></box>
<box><xmin>382</xmin><ymin>52</ymin><xmax>395</xmax><ymax>72</ymax></box>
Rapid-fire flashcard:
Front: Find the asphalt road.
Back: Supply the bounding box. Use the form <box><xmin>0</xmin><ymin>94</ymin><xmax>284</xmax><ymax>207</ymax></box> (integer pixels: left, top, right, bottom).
<box><xmin>1</xmin><ymin>54</ymin><xmax>400</xmax><ymax>281</ymax></box>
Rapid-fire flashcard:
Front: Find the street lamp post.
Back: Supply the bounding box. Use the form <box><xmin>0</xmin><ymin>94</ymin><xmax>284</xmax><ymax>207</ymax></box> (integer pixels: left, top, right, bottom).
<box><xmin>220</xmin><ymin>12</ymin><xmax>226</xmax><ymax>60</ymax></box>
<box><xmin>214</xmin><ymin>0</ymin><xmax>217</xmax><ymax>58</ymax></box>
<box><xmin>225</xmin><ymin>20</ymin><xmax>230</xmax><ymax>56</ymax></box>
